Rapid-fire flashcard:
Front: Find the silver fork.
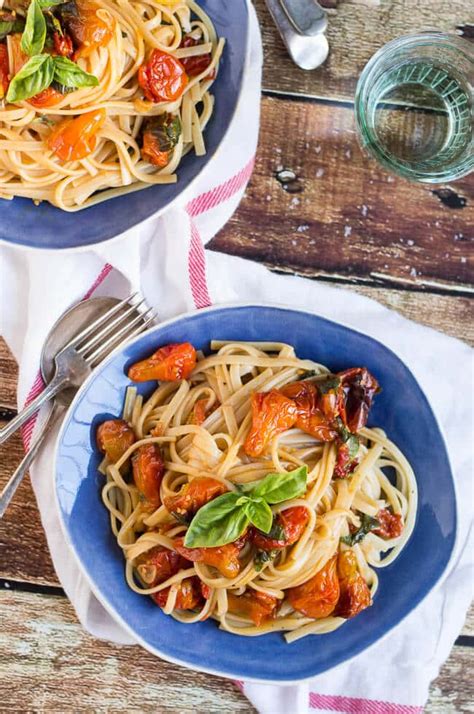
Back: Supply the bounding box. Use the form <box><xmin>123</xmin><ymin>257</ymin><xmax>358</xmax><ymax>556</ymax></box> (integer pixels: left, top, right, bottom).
<box><xmin>0</xmin><ymin>293</ymin><xmax>156</xmax><ymax>518</ymax></box>
<box><xmin>0</xmin><ymin>293</ymin><xmax>155</xmax><ymax>445</ymax></box>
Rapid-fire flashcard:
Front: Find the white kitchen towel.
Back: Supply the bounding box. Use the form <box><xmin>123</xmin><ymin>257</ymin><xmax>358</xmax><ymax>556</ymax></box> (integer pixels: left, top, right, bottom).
<box><xmin>1</xmin><ymin>6</ymin><xmax>473</xmax><ymax>714</ymax></box>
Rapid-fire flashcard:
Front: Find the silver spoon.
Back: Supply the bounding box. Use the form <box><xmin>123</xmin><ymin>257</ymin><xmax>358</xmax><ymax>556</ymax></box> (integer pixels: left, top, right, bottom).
<box><xmin>265</xmin><ymin>0</ymin><xmax>329</xmax><ymax>70</ymax></box>
<box><xmin>0</xmin><ymin>295</ymin><xmax>156</xmax><ymax>518</ymax></box>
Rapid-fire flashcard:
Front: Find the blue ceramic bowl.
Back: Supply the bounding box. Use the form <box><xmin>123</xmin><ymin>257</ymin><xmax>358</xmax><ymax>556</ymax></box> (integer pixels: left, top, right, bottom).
<box><xmin>55</xmin><ymin>305</ymin><xmax>457</xmax><ymax>683</ymax></box>
<box><xmin>0</xmin><ymin>0</ymin><xmax>248</xmax><ymax>250</ymax></box>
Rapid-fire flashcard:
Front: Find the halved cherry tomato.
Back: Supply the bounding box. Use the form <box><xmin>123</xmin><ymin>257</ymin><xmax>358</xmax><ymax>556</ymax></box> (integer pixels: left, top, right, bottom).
<box><xmin>333</xmin><ymin>442</ymin><xmax>358</xmax><ymax>479</ymax></box>
<box><xmin>179</xmin><ymin>35</ymin><xmax>215</xmax><ymax>79</ymax></box>
<box><xmin>132</xmin><ymin>444</ymin><xmax>164</xmax><ymax>510</ymax></box>
<box><xmin>0</xmin><ymin>44</ymin><xmax>9</xmax><ymax>100</ymax></box>
<box><xmin>174</xmin><ymin>537</ymin><xmax>244</xmax><ymax>579</ymax></box>
<box><xmin>30</xmin><ymin>86</ymin><xmax>64</xmax><ymax>108</ymax></box>
<box><xmin>337</xmin><ymin>368</ymin><xmax>380</xmax><ymax>433</ymax></box>
<box><xmin>244</xmin><ymin>390</ymin><xmax>297</xmax><ymax>458</ymax></box>
<box><xmin>287</xmin><ymin>555</ymin><xmax>340</xmax><ymax>618</ymax></box>
<box><xmin>138</xmin><ymin>49</ymin><xmax>188</xmax><ymax>103</ymax></box>
<box><xmin>334</xmin><ymin>550</ymin><xmax>371</xmax><ymax>619</ymax></box>
<box><xmin>128</xmin><ymin>343</ymin><xmax>196</xmax><ymax>383</ymax></box>
<box><xmin>163</xmin><ymin>476</ymin><xmax>227</xmax><ymax>522</ymax></box>
<box><xmin>8</xmin><ymin>34</ymin><xmax>64</xmax><ymax>107</ymax></box>
<box><xmin>374</xmin><ymin>508</ymin><xmax>403</xmax><ymax>539</ymax></box>
<box><xmin>135</xmin><ymin>546</ymin><xmax>186</xmax><ymax>587</ymax></box>
<box><xmin>47</xmin><ymin>108</ymin><xmax>106</xmax><ymax>162</ymax></box>
<box><xmin>61</xmin><ymin>0</ymin><xmax>115</xmax><ymax>59</ymax></box>
<box><xmin>53</xmin><ymin>31</ymin><xmax>74</xmax><ymax>58</ymax></box>
<box><xmin>152</xmin><ymin>576</ymin><xmax>203</xmax><ymax>610</ymax></box>
<box><xmin>96</xmin><ymin>418</ymin><xmax>135</xmax><ymax>463</ymax></box>
<box><xmin>251</xmin><ymin>506</ymin><xmax>309</xmax><ymax>551</ymax></box>
<box><xmin>280</xmin><ymin>380</ymin><xmax>339</xmax><ymax>442</ymax></box>
<box><xmin>227</xmin><ymin>589</ymin><xmax>278</xmax><ymax>626</ymax></box>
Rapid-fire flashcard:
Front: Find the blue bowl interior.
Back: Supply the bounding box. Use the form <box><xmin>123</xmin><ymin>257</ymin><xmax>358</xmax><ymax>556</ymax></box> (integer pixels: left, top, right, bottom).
<box><xmin>56</xmin><ymin>306</ymin><xmax>456</xmax><ymax>682</ymax></box>
<box><xmin>0</xmin><ymin>0</ymin><xmax>248</xmax><ymax>250</ymax></box>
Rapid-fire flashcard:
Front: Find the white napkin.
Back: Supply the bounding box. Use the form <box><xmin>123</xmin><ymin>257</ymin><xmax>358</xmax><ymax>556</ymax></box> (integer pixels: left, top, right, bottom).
<box><xmin>1</xmin><ymin>4</ymin><xmax>473</xmax><ymax>712</ymax></box>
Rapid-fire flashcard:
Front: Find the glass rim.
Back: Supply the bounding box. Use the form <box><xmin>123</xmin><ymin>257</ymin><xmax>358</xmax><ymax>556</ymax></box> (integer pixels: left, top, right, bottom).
<box><xmin>354</xmin><ymin>32</ymin><xmax>474</xmax><ymax>183</ymax></box>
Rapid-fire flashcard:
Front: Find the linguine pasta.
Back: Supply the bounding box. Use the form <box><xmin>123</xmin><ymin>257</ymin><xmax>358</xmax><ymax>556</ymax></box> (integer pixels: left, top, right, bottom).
<box><xmin>0</xmin><ymin>0</ymin><xmax>223</xmax><ymax>210</ymax></box>
<box><xmin>98</xmin><ymin>340</ymin><xmax>417</xmax><ymax>642</ymax></box>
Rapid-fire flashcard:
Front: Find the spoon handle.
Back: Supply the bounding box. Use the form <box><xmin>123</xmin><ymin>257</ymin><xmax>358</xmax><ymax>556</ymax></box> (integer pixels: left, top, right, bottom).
<box><xmin>0</xmin><ymin>372</ymin><xmax>68</xmax><ymax>445</ymax></box>
<box><xmin>0</xmin><ymin>404</ymin><xmax>63</xmax><ymax>519</ymax></box>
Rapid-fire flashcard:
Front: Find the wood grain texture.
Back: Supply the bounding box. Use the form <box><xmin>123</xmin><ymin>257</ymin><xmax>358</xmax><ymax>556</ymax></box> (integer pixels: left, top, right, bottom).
<box><xmin>0</xmin><ymin>338</ymin><xmax>17</xmax><ymax>411</ymax></box>
<box><xmin>256</xmin><ymin>0</ymin><xmax>474</xmax><ymax>101</ymax></box>
<box><xmin>0</xmin><ymin>590</ymin><xmax>472</xmax><ymax>713</ymax></box>
<box><xmin>210</xmin><ymin>97</ymin><xmax>474</xmax><ymax>293</ymax></box>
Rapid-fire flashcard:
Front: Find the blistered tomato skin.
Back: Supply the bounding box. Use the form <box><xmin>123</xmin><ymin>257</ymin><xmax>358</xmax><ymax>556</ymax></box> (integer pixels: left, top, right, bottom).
<box><xmin>96</xmin><ymin>418</ymin><xmax>135</xmax><ymax>463</ymax></box>
<box><xmin>174</xmin><ymin>537</ymin><xmax>244</xmax><ymax>579</ymax></box>
<box><xmin>335</xmin><ymin>550</ymin><xmax>371</xmax><ymax>619</ymax></box>
<box><xmin>135</xmin><ymin>546</ymin><xmax>185</xmax><ymax>587</ymax></box>
<box><xmin>374</xmin><ymin>508</ymin><xmax>403</xmax><ymax>539</ymax></box>
<box><xmin>48</xmin><ymin>109</ymin><xmax>106</xmax><ymax>162</ymax></box>
<box><xmin>244</xmin><ymin>390</ymin><xmax>297</xmax><ymax>458</ymax></box>
<box><xmin>227</xmin><ymin>590</ymin><xmax>278</xmax><ymax>626</ymax></box>
<box><xmin>337</xmin><ymin>367</ymin><xmax>380</xmax><ymax>433</ymax></box>
<box><xmin>128</xmin><ymin>343</ymin><xmax>197</xmax><ymax>382</ymax></box>
<box><xmin>280</xmin><ymin>380</ymin><xmax>339</xmax><ymax>441</ymax></box>
<box><xmin>0</xmin><ymin>45</ymin><xmax>10</xmax><ymax>100</ymax></box>
<box><xmin>250</xmin><ymin>506</ymin><xmax>309</xmax><ymax>551</ymax></box>
<box><xmin>132</xmin><ymin>444</ymin><xmax>165</xmax><ymax>510</ymax></box>
<box><xmin>138</xmin><ymin>49</ymin><xmax>188</xmax><ymax>103</ymax></box>
<box><xmin>163</xmin><ymin>476</ymin><xmax>227</xmax><ymax>522</ymax></box>
<box><xmin>287</xmin><ymin>555</ymin><xmax>340</xmax><ymax>618</ymax></box>
<box><xmin>152</xmin><ymin>576</ymin><xmax>203</xmax><ymax>610</ymax></box>
<box><xmin>63</xmin><ymin>0</ymin><xmax>116</xmax><ymax>59</ymax></box>
<box><xmin>179</xmin><ymin>35</ymin><xmax>215</xmax><ymax>79</ymax></box>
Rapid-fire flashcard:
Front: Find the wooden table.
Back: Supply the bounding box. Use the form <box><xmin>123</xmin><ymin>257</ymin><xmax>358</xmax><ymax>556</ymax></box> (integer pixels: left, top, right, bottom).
<box><xmin>1</xmin><ymin>1</ymin><xmax>473</xmax><ymax>710</ymax></box>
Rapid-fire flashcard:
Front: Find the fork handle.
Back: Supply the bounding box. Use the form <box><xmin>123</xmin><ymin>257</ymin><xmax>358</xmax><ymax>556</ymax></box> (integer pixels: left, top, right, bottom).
<box><xmin>0</xmin><ymin>404</ymin><xmax>63</xmax><ymax>519</ymax></box>
<box><xmin>0</xmin><ymin>373</ymin><xmax>69</xmax><ymax>445</ymax></box>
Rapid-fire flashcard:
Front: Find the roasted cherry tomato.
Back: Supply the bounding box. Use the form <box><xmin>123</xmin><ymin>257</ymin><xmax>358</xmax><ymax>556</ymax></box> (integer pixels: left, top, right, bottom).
<box><xmin>0</xmin><ymin>44</ymin><xmax>9</xmax><ymax>100</ymax></box>
<box><xmin>227</xmin><ymin>589</ymin><xmax>278</xmax><ymax>626</ymax></box>
<box><xmin>7</xmin><ymin>34</ymin><xmax>64</xmax><ymax>107</ymax></box>
<box><xmin>152</xmin><ymin>576</ymin><xmax>203</xmax><ymax>610</ymax></box>
<box><xmin>135</xmin><ymin>545</ymin><xmax>186</xmax><ymax>587</ymax></box>
<box><xmin>53</xmin><ymin>31</ymin><xmax>74</xmax><ymax>58</ymax></box>
<box><xmin>190</xmin><ymin>398</ymin><xmax>209</xmax><ymax>426</ymax></box>
<box><xmin>334</xmin><ymin>550</ymin><xmax>371</xmax><ymax>619</ymax></box>
<box><xmin>132</xmin><ymin>444</ymin><xmax>165</xmax><ymax>510</ymax></box>
<box><xmin>163</xmin><ymin>476</ymin><xmax>227</xmax><ymax>522</ymax></box>
<box><xmin>47</xmin><ymin>108</ymin><xmax>106</xmax><ymax>162</ymax></box>
<box><xmin>96</xmin><ymin>418</ymin><xmax>135</xmax><ymax>463</ymax></box>
<box><xmin>141</xmin><ymin>113</ymin><xmax>181</xmax><ymax>168</ymax></box>
<box><xmin>179</xmin><ymin>35</ymin><xmax>215</xmax><ymax>79</ymax></box>
<box><xmin>333</xmin><ymin>442</ymin><xmax>358</xmax><ymax>479</ymax></box>
<box><xmin>280</xmin><ymin>380</ymin><xmax>339</xmax><ymax>442</ymax></box>
<box><xmin>61</xmin><ymin>0</ymin><xmax>115</xmax><ymax>59</ymax></box>
<box><xmin>29</xmin><ymin>86</ymin><xmax>64</xmax><ymax>108</ymax></box>
<box><xmin>374</xmin><ymin>508</ymin><xmax>403</xmax><ymax>539</ymax></box>
<box><xmin>287</xmin><ymin>555</ymin><xmax>340</xmax><ymax>618</ymax></box>
<box><xmin>244</xmin><ymin>390</ymin><xmax>297</xmax><ymax>458</ymax></box>
<box><xmin>250</xmin><ymin>506</ymin><xmax>309</xmax><ymax>551</ymax></box>
<box><xmin>138</xmin><ymin>49</ymin><xmax>188</xmax><ymax>103</ymax></box>
<box><xmin>337</xmin><ymin>368</ymin><xmax>380</xmax><ymax>433</ymax></box>
<box><xmin>174</xmin><ymin>537</ymin><xmax>244</xmax><ymax>579</ymax></box>
<box><xmin>128</xmin><ymin>343</ymin><xmax>196</xmax><ymax>383</ymax></box>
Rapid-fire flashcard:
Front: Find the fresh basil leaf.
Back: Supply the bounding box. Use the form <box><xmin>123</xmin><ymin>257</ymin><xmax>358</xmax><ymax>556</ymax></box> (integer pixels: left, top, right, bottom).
<box><xmin>346</xmin><ymin>434</ymin><xmax>359</xmax><ymax>459</ymax></box>
<box><xmin>21</xmin><ymin>0</ymin><xmax>46</xmax><ymax>56</ymax></box>
<box><xmin>254</xmin><ymin>548</ymin><xmax>278</xmax><ymax>572</ymax></box>
<box><xmin>37</xmin><ymin>0</ymin><xmax>69</xmax><ymax>7</ymax></box>
<box><xmin>6</xmin><ymin>53</ymin><xmax>54</xmax><ymax>103</ymax></box>
<box><xmin>0</xmin><ymin>15</ymin><xmax>25</xmax><ymax>40</ymax></box>
<box><xmin>340</xmin><ymin>513</ymin><xmax>379</xmax><ymax>546</ymax></box>
<box><xmin>184</xmin><ymin>492</ymin><xmax>248</xmax><ymax>548</ymax></box>
<box><xmin>245</xmin><ymin>499</ymin><xmax>273</xmax><ymax>533</ymax></box>
<box><xmin>251</xmin><ymin>466</ymin><xmax>308</xmax><ymax>505</ymax></box>
<box><xmin>53</xmin><ymin>55</ymin><xmax>99</xmax><ymax>89</ymax></box>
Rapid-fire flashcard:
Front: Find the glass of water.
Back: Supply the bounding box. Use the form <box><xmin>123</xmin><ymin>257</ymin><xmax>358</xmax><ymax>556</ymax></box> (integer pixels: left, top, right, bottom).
<box><xmin>355</xmin><ymin>33</ymin><xmax>473</xmax><ymax>183</ymax></box>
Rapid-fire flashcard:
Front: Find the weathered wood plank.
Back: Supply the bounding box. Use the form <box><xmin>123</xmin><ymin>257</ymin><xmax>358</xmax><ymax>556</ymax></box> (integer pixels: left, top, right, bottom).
<box><xmin>0</xmin><ymin>590</ymin><xmax>254</xmax><ymax>713</ymax></box>
<box><xmin>256</xmin><ymin>0</ymin><xmax>474</xmax><ymax>101</ymax></box>
<box><xmin>0</xmin><ymin>338</ymin><xmax>17</xmax><ymax>411</ymax></box>
<box><xmin>210</xmin><ymin>97</ymin><xmax>474</xmax><ymax>292</ymax></box>
<box><xmin>0</xmin><ymin>590</ymin><xmax>472</xmax><ymax>712</ymax></box>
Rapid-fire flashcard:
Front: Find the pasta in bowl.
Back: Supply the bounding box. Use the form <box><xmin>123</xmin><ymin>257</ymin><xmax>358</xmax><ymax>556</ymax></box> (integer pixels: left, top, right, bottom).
<box><xmin>96</xmin><ymin>339</ymin><xmax>417</xmax><ymax>642</ymax></box>
<box><xmin>0</xmin><ymin>0</ymin><xmax>224</xmax><ymax>210</ymax></box>
<box><xmin>55</xmin><ymin>305</ymin><xmax>456</xmax><ymax>681</ymax></box>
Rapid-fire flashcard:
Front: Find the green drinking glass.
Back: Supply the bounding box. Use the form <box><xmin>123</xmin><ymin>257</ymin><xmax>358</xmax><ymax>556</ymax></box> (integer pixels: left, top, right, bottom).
<box><xmin>355</xmin><ymin>33</ymin><xmax>474</xmax><ymax>183</ymax></box>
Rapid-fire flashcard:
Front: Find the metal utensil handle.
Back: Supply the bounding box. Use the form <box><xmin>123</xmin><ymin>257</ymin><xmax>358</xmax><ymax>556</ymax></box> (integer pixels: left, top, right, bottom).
<box><xmin>0</xmin><ymin>404</ymin><xmax>62</xmax><ymax>519</ymax></box>
<box><xmin>279</xmin><ymin>0</ymin><xmax>327</xmax><ymax>36</ymax></box>
<box><xmin>0</xmin><ymin>372</ymin><xmax>68</xmax><ymax>445</ymax></box>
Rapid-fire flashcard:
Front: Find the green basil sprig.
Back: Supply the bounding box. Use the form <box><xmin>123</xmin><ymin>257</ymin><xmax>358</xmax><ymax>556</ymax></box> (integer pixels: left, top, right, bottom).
<box><xmin>0</xmin><ymin>15</ymin><xmax>25</xmax><ymax>40</ymax></box>
<box><xmin>340</xmin><ymin>513</ymin><xmax>379</xmax><ymax>546</ymax></box>
<box><xmin>37</xmin><ymin>0</ymin><xmax>70</xmax><ymax>7</ymax></box>
<box><xmin>6</xmin><ymin>53</ymin><xmax>98</xmax><ymax>103</ymax></box>
<box><xmin>21</xmin><ymin>0</ymin><xmax>47</xmax><ymax>56</ymax></box>
<box><xmin>184</xmin><ymin>466</ymin><xmax>308</xmax><ymax>548</ymax></box>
